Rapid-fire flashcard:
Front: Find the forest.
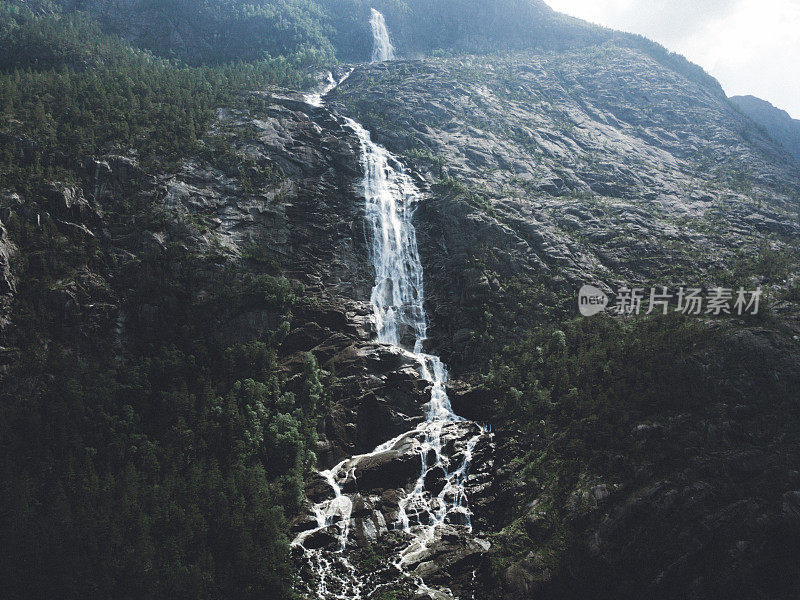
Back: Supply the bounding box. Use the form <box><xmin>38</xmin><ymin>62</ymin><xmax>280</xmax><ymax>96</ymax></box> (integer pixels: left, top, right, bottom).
<box><xmin>0</xmin><ymin>5</ymin><xmax>334</xmax><ymax>595</ymax></box>
<box><xmin>2</xmin><ymin>1</ymin><xmax>799</xmax><ymax>599</ymax></box>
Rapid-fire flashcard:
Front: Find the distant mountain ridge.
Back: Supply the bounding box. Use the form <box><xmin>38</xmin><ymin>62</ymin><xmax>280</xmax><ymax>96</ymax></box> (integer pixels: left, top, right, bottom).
<box><xmin>6</xmin><ymin>0</ymin><xmax>725</xmax><ymax>97</ymax></box>
<box><xmin>731</xmin><ymin>94</ymin><xmax>800</xmax><ymax>162</ymax></box>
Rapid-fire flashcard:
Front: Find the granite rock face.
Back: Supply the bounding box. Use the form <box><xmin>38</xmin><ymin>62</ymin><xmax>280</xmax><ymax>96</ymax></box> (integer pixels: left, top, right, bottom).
<box><xmin>330</xmin><ymin>51</ymin><xmax>800</xmax><ymax>369</ymax></box>
<box><xmin>0</xmin><ymin>215</ymin><xmax>15</xmax><ymax>332</ymax></box>
<box><xmin>322</xmin><ymin>50</ymin><xmax>800</xmax><ymax>599</ymax></box>
<box><xmin>159</xmin><ymin>99</ymin><xmax>372</xmax><ymax>300</ymax></box>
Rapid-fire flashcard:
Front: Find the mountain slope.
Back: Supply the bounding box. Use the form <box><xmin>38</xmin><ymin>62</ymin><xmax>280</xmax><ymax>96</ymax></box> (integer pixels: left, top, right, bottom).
<box><xmin>731</xmin><ymin>95</ymin><xmax>800</xmax><ymax>163</ymax></box>
<box><xmin>9</xmin><ymin>0</ymin><xmax>723</xmax><ymax>98</ymax></box>
<box><xmin>331</xmin><ymin>49</ymin><xmax>800</xmax><ymax>367</ymax></box>
<box><xmin>1</xmin><ymin>2</ymin><xmax>800</xmax><ymax>600</ymax></box>
<box><xmin>328</xmin><ymin>48</ymin><xmax>800</xmax><ymax>600</ymax></box>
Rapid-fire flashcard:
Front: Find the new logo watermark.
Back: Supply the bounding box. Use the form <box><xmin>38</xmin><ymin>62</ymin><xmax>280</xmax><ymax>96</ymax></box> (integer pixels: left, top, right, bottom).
<box><xmin>578</xmin><ymin>285</ymin><xmax>762</xmax><ymax>317</ymax></box>
<box><xmin>578</xmin><ymin>285</ymin><xmax>609</xmax><ymax>316</ymax></box>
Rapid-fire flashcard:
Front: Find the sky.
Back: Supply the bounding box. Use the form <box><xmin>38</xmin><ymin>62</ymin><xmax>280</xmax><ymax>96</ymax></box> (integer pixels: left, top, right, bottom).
<box><xmin>544</xmin><ymin>0</ymin><xmax>800</xmax><ymax>119</ymax></box>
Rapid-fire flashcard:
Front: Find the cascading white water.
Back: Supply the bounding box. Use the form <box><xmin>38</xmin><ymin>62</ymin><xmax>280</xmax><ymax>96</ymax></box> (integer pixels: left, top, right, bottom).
<box><xmin>349</xmin><ymin>118</ymin><xmax>485</xmax><ymax>596</ymax></box>
<box><xmin>294</xmin><ymin>108</ymin><xmax>484</xmax><ymax>599</ymax></box>
<box><xmin>292</xmin><ymin>461</ymin><xmax>364</xmax><ymax>600</ymax></box>
<box><xmin>370</xmin><ymin>8</ymin><xmax>396</xmax><ymax>63</ymax></box>
<box><xmin>293</xmin><ymin>12</ymin><xmax>486</xmax><ymax>599</ymax></box>
<box><xmin>304</xmin><ymin>72</ymin><xmax>338</xmax><ymax>108</ymax></box>
<box><xmin>346</xmin><ymin>112</ymin><xmax>465</xmax><ymax>432</ymax></box>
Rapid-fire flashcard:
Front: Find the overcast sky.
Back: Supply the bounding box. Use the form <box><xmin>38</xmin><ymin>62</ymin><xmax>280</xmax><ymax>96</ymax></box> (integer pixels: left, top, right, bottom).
<box><xmin>544</xmin><ymin>0</ymin><xmax>800</xmax><ymax>119</ymax></box>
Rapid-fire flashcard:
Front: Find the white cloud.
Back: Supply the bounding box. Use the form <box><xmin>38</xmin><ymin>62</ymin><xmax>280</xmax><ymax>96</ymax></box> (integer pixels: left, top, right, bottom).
<box><xmin>545</xmin><ymin>0</ymin><xmax>800</xmax><ymax>118</ymax></box>
<box><xmin>548</xmin><ymin>0</ymin><xmax>740</xmax><ymax>42</ymax></box>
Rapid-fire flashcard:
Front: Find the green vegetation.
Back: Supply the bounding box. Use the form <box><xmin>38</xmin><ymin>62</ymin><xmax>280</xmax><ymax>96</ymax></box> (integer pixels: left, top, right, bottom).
<box><xmin>487</xmin><ymin>316</ymin><xmax>719</xmax><ymax>440</ymax></box>
<box><xmin>4</xmin><ymin>0</ymin><xmax>337</xmax><ymax>65</ymax></box>
<box><xmin>0</xmin><ymin>3</ymin><xmax>322</xmax><ymax>193</ymax></box>
<box><xmin>372</xmin><ymin>590</ymin><xmax>414</xmax><ymax>600</ymax></box>
<box><xmin>482</xmin><ymin>312</ymin><xmax>798</xmax><ymax>579</ymax></box>
<box><xmin>2</xmin><ymin>343</ymin><xmax>323</xmax><ymax>599</ymax></box>
<box><xmin>725</xmin><ymin>239</ymin><xmax>800</xmax><ymax>287</ymax></box>
<box><xmin>0</xmin><ymin>191</ymin><xmax>327</xmax><ymax>598</ymax></box>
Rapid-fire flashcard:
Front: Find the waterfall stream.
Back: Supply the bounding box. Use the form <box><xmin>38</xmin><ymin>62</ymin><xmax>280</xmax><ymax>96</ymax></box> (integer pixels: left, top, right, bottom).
<box><xmin>370</xmin><ymin>8</ymin><xmax>396</xmax><ymax>63</ymax></box>
<box><xmin>293</xmin><ymin>11</ymin><xmax>486</xmax><ymax>599</ymax></box>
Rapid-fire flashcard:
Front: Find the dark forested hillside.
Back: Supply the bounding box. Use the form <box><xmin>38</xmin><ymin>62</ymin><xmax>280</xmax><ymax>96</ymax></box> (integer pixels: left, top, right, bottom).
<box><xmin>0</xmin><ymin>2</ymin><xmax>320</xmax><ymax>193</ymax></box>
<box><xmin>7</xmin><ymin>0</ymin><xmax>336</xmax><ymax>64</ymax></box>
<box><xmin>0</xmin><ymin>104</ymin><xmax>330</xmax><ymax>597</ymax></box>
<box><xmin>1</xmin><ymin>1</ymin><xmax>800</xmax><ymax>599</ymax></box>
<box><xmin>0</xmin><ymin>5</ymin><xmax>329</xmax><ymax>596</ymax></box>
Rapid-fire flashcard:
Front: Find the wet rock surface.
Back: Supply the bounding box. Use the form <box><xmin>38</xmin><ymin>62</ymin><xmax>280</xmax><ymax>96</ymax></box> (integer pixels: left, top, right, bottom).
<box><xmin>291</xmin><ymin>418</ymin><xmax>495</xmax><ymax>599</ymax></box>
<box><xmin>0</xmin><ymin>216</ymin><xmax>15</xmax><ymax>329</ymax></box>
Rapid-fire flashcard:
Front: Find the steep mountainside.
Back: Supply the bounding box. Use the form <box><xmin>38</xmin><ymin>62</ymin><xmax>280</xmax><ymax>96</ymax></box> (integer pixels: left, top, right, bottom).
<box><xmin>16</xmin><ymin>0</ymin><xmax>724</xmax><ymax>94</ymax></box>
<box><xmin>324</xmin><ymin>50</ymin><xmax>800</xmax><ymax>600</ymax></box>
<box><xmin>732</xmin><ymin>95</ymin><xmax>800</xmax><ymax>163</ymax></box>
<box><xmin>331</xmin><ymin>50</ymin><xmax>800</xmax><ymax>367</ymax></box>
<box><xmin>2</xmin><ymin>2</ymin><xmax>800</xmax><ymax>600</ymax></box>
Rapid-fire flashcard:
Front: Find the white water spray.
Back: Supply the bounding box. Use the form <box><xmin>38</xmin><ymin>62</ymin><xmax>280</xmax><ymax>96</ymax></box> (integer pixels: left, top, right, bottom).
<box><xmin>370</xmin><ymin>8</ymin><xmax>396</xmax><ymax>63</ymax></box>
<box><xmin>293</xmin><ymin>15</ymin><xmax>487</xmax><ymax>600</ymax></box>
<box><xmin>304</xmin><ymin>72</ymin><xmax>337</xmax><ymax>108</ymax></box>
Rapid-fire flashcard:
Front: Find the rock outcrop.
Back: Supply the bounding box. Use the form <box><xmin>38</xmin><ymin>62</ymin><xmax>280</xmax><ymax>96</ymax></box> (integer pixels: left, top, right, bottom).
<box><xmin>0</xmin><ymin>214</ymin><xmax>15</xmax><ymax>333</ymax></box>
<box><xmin>330</xmin><ymin>52</ymin><xmax>800</xmax><ymax>370</ymax></box>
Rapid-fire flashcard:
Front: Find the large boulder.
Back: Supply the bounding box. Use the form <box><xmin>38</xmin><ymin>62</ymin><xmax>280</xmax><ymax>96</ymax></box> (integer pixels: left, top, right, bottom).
<box><xmin>343</xmin><ymin>441</ymin><xmax>422</xmax><ymax>493</ymax></box>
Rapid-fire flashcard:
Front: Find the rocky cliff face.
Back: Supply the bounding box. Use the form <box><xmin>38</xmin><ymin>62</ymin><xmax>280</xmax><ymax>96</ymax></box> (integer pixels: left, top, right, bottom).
<box><xmin>0</xmin><ymin>216</ymin><xmax>15</xmax><ymax>336</ymax></box>
<box><xmin>731</xmin><ymin>95</ymin><xmax>800</xmax><ymax>163</ymax></box>
<box><xmin>243</xmin><ymin>48</ymin><xmax>800</xmax><ymax>598</ymax></box>
<box><xmin>322</xmin><ymin>49</ymin><xmax>800</xmax><ymax>599</ymax></box>
<box><xmin>0</xmin><ymin>96</ymin><xmax>368</xmax><ymax>338</ymax></box>
<box><xmin>3</xmin><ymin>22</ymin><xmax>800</xmax><ymax>600</ymax></box>
<box><xmin>330</xmin><ymin>50</ymin><xmax>800</xmax><ymax>370</ymax></box>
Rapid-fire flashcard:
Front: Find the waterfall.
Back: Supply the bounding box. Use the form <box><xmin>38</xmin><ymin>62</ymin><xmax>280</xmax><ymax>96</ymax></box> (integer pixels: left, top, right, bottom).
<box><xmin>370</xmin><ymin>8</ymin><xmax>396</xmax><ymax>62</ymax></box>
<box><xmin>347</xmin><ymin>117</ymin><xmax>460</xmax><ymax>425</ymax></box>
<box><xmin>293</xmin><ymin>13</ymin><xmax>488</xmax><ymax>598</ymax></box>
<box><xmin>339</xmin><ymin>116</ymin><xmax>485</xmax><ymax>597</ymax></box>
<box><xmin>304</xmin><ymin>72</ymin><xmax>337</xmax><ymax>108</ymax></box>
<box><xmin>294</xmin><ymin>84</ymin><xmax>485</xmax><ymax>597</ymax></box>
